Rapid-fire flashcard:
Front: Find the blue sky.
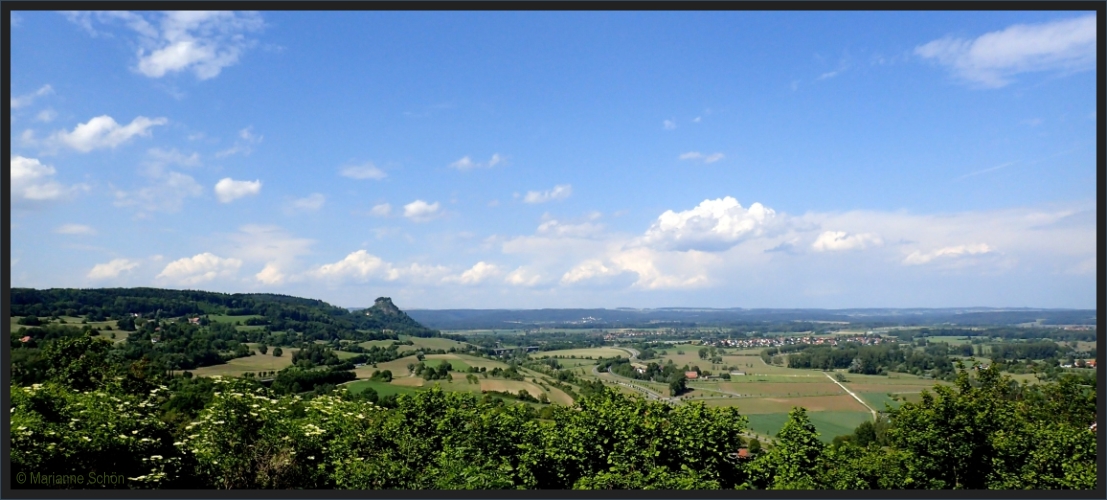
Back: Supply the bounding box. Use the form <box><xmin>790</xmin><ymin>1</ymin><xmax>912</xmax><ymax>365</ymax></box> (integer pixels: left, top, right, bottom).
<box><xmin>8</xmin><ymin>10</ymin><xmax>1098</xmax><ymax>309</ymax></box>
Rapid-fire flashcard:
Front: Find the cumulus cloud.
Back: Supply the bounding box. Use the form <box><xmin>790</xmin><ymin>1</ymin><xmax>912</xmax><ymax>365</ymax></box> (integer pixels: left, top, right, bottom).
<box><xmin>10</xmin><ymin>84</ymin><xmax>53</xmax><ymax>109</ymax></box>
<box><xmin>369</xmin><ymin>203</ymin><xmax>392</xmax><ymax>217</ymax></box>
<box><xmin>523</xmin><ymin>184</ymin><xmax>572</xmax><ymax>204</ymax></box>
<box><xmin>64</xmin><ymin>11</ymin><xmax>265</xmax><ymax>80</ymax></box>
<box><xmin>679</xmin><ymin>151</ymin><xmax>725</xmax><ymax>164</ymax></box>
<box><xmin>903</xmin><ymin>243</ymin><xmax>994</xmax><ymax>266</ymax></box>
<box><xmin>88</xmin><ymin>259</ymin><xmax>140</xmax><ymax>280</ymax></box>
<box><xmin>403</xmin><ymin>200</ymin><xmax>441</xmax><ymax>222</ymax></box>
<box><xmin>11</xmin><ymin>156</ymin><xmax>87</xmax><ymax>206</ymax></box>
<box><xmin>340</xmin><ymin>162</ymin><xmax>387</xmax><ymax>180</ymax></box>
<box><xmin>313</xmin><ymin>250</ymin><xmax>387</xmax><ymax>280</ymax></box>
<box><xmin>113</xmin><ymin>170</ymin><xmax>203</xmax><ymax>214</ymax></box>
<box><xmin>156</xmin><ymin>252</ymin><xmax>242</xmax><ymax>284</ymax></box>
<box><xmin>255</xmin><ymin>263</ymin><xmax>286</xmax><ymax>285</ymax></box>
<box><xmin>55</xmin><ymin>224</ymin><xmax>97</xmax><ymax>236</ymax></box>
<box><xmin>505</xmin><ymin>267</ymin><xmax>544</xmax><ymax>287</ymax></box>
<box><xmin>51</xmin><ymin>115</ymin><xmax>167</xmax><ymax>152</ymax></box>
<box><xmin>449</xmin><ymin>153</ymin><xmax>504</xmax><ymax>171</ymax></box>
<box><xmin>446</xmin><ymin>261</ymin><xmax>502</xmax><ymax>285</ymax></box>
<box><xmin>915</xmin><ymin>15</ymin><xmax>1096</xmax><ymax>88</ymax></box>
<box><xmin>560</xmin><ymin>260</ymin><xmax>621</xmax><ymax>285</ymax></box>
<box><xmin>214</xmin><ymin>178</ymin><xmax>262</xmax><ymax>203</ymax></box>
<box><xmin>287</xmin><ymin>193</ymin><xmax>325</xmax><ymax>213</ymax></box>
<box><xmin>811</xmin><ymin>231</ymin><xmax>883</xmax><ymax>252</ymax></box>
<box><xmin>641</xmin><ymin>196</ymin><xmax>777</xmax><ymax>251</ymax></box>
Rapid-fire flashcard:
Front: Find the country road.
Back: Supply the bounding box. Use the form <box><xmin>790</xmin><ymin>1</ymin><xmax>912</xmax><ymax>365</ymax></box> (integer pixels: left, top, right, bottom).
<box><xmin>825</xmin><ymin>372</ymin><xmax>878</xmax><ymax>421</ymax></box>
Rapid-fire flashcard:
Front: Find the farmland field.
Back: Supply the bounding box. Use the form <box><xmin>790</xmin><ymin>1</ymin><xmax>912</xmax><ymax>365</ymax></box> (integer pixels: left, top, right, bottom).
<box><xmin>533</xmin><ymin>347</ymin><xmax>629</xmax><ymax>359</ymax></box>
<box><xmin>480</xmin><ymin>379</ymin><xmax>547</xmax><ymax>399</ymax></box>
<box><xmin>746</xmin><ymin>411</ymin><xmax>872</xmax><ymax>443</ymax></box>
<box><xmin>399</xmin><ymin>335</ymin><xmax>470</xmax><ymax>351</ymax></box>
<box><xmin>423</xmin><ymin>354</ymin><xmax>472</xmax><ymax>372</ymax></box>
<box><xmin>186</xmin><ymin>347</ymin><xmax>301</xmax><ymax>377</ymax></box>
<box><xmin>703</xmin><ymin>394</ymin><xmax>868</xmax><ymax>414</ymax></box>
<box><xmin>345</xmin><ymin>380</ymin><xmax>421</xmax><ymax>398</ymax></box>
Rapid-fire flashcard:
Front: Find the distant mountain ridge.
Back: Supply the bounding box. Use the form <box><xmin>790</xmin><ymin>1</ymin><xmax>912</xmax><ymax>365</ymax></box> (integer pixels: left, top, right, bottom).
<box><xmin>402</xmin><ymin>307</ymin><xmax>1097</xmax><ymax>330</ymax></box>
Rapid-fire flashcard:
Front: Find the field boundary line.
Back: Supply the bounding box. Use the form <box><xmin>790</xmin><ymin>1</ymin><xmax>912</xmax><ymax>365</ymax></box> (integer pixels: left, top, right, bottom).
<box><xmin>824</xmin><ymin>372</ymin><xmax>878</xmax><ymax>422</ymax></box>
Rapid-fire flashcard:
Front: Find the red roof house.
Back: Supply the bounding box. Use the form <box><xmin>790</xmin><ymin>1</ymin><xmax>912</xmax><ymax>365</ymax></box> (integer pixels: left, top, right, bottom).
<box><xmin>684</xmin><ymin>371</ymin><xmax>698</xmax><ymax>380</ymax></box>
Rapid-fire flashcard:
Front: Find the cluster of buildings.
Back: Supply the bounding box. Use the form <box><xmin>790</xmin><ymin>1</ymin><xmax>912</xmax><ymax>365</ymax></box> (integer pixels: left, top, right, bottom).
<box><xmin>705</xmin><ymin>335</ymin><xmax>893</xmax><ymax>350</ymax></box>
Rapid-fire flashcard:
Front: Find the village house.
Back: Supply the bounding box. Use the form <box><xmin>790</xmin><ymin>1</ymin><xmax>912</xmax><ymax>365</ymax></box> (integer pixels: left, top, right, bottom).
<box><xmin>189</xmin><ymin>317</ymin><xmax>201</xmax><ymax>325</ymax></box>
<box><xmin>684</xmin><ymin>371</ymin><xmax>698</xmax><ymax>380</ymax></box>
<box><xmin>631</xmin><ymin>362</ymin><xmax>648</xmax><ymax>374</ymax></box>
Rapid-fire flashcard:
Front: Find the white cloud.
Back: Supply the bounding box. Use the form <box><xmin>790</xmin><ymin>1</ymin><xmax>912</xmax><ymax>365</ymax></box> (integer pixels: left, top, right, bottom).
<box><xmin>403</xmin><ymin>200</ymin><xmax>441</xmax><ymax>222</ymax></box>
<box><xmin>113</xmin><ymin>170</ymin><xmax>203</xmax><ymax>214</ymax></box>
<box><xmin>88</xmin><ymin>259</ymin><xmax>140</xmax><ymax>280</ymax></box>
<box><xmin>11</xmin><ymin>85</ymin><xmax>53</xmax><ymax>109</ymax></box>
<box><xmin>255</xmin><ymin>263</ymin><xmax>286</xmax><ymax>285</ymax></box>
<box><xmin>288</xmin><ymin>193</ymin><xmax>325</xmax><ymax>213</ymax></box>
<box><xmin>663</xmin><ymin>120</ymin><xmax>676</xmax><ymax>130</ymax></box>
<box><xmin>523</xmin><ymin>184</ymin><xmax>573</xmax><ymax>204</ymax></box>
<box><xmin>641</xmin><ymin>196</ymin><xmax>778</xmax><ymax>251</ymax></box>
<box><xmin>312</xmin><ymin>250</ymin><xmax>389</xmax><ymax>280</ymax></box>
<box><xmin>446</xmin><ymin>261</ymin><xmax>502</xmax><ymax>285</ymax></box>
<box><xmin>903</xmin><ymin>243</ymin><xmax>994</xmax><ymax>266</ymax></box>
<box><xmin>811</xmin><ymin>231</ymin><xmax>883</xmax><ymax>252</ymax></box>
<box><xmin>55</xmin><ymin>224</ymin><xmax>97</xmax><ymax>236</ymax></box>
<box><xmin>11</xmin><ymin>156</ymin><xmax>87</xmax><ymax>206</ymax></box>
<box><xmin>214</xmin><ymin>178</ymin><xmax>262</xmax><ymax>203</ymax></box>
<box><xmin>156</xmin><ymin>252</ymin><xmax>243</xmax><ymax>284</ymax></box>
<box><xmin>51</xmin><ymin>115</ymin><xmax>168</xmax><ymax>152</ymax></box>
<box><xmin>65</xmin><ymin>11</ymin><xmax>265</xmax><ymax>80</ymax></box>
<box><xmin>215</xmin><ymin>126</ymin><xmax>262</xmax><ymax>157</ymax></box>
<box><xmin>537</xmin><ymin>219</ymin><xmax>604</xmax><ymax>238</ymax></box>
<box><xmin>340</xmin><ymin>162</ymin><xmax>387</xmax><ymax>180</ymax></box>
<box><xmin>915</xmin><ymin>15</ymin><xmax>1096</xmax><ymax>88</ymax></box>
<box><xmin>692</xmin><ymin>116</ymin><xmax>702</xmax><ymax>123</ymax></box>
<box><xmin>560</xmin><ymin>260</ymin><xmax>621</xmax><ymax>285</ymax></box>
<box><xmin>35</xmin><ymin>109</ymin><xmax>58</xmax><ymax>123</ymax></box>
<box><xmin>369</xmin><ymin>203</ymin><xmax>392</xmax><ymax>217</ymax></box>
<box><xmin>679</xmin><ymin>151</ymin><xmax>725</xmax><ymax>164</ymax></box>
<box><xmin>145</xmin><ymin>147</ymin><xmax>201</xmax><ymax>170</ymax></box>
<box><xmin>449</xmin><ymin>153</ymin><xmax>504</xmax><ymax>171</ymax></box>
<box><xmin>505</xmin><ymin>267</ymin><xmax>543</xmax><ymax>287</ymax></box>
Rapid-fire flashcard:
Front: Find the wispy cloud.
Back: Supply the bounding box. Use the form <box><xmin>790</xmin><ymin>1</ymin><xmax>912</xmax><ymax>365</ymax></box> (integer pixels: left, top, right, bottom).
<box><xmin>903</xmin><ymin>243</ymin><xmax>994</xmax><ymax>266</ymax></box>
<box><xmin>956</xmin><ymin>161</ymin><xmax>1016</xmax><ymax>181</ymax></box>
<box><xmin>523</xmin><ymin>184</ymin><xmax>573</xmax><ymax>204</ymax></box>
<box><xmin>663</xmin><ymin>119</ymin><xmax>677</xmax><ymax>130</ymax></box>
<box><xmin>214</xmin><ymin>126</ymin><xmax>262</xmax><ymax>157</ymax></box>
<box><xmin>449</xmin><ymin>153</ymin><xmax>504</xmax><ymax>171</ymax></box>
<box><xmin>678</xmin><ymin>151</ymin><xmax>725</xmax><ymax>164</ymax></box>
<box><xmin>50</xmin><ymin>115</ymin><xmax>167</xmax><ymax>152</ymax></box>
<box><xmin>286</xmin><ymin>193</ymin><xmax>325</xmax><ymax>213</ymax></box>
<box><xmin>339</xmin><ymin>162</ymin><xmax>387</xmax><ymax>180</ymax></box>
<box><xmin>62</xmin><ymin>11</ymin><xmax>265</xmax><ymax>80</ymax></box>
<box><xmin>11</xmin><ymin>84</ymin><xmax>53</xmax><ymax>109</ymax></box>
<box><xmin>915</xmin><ymin>14</ymin><xmax>1096</xmax><ymax>88</ymax></box>
<box><xmin>55</xmin><ymin>224</ymin><xmax>97</xmax><ymax>236</ymax></box>
<box><xmin>369</xmin><ymin>203</ymin><xmax>392</xmax><ymax>217</ymax></box>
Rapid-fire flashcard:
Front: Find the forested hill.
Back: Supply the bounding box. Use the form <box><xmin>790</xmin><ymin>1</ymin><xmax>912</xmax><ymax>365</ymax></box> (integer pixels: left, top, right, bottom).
<box><xmin>9</xmin><ymin>288</ymin><xmax>439</xmax><ymax>339</ymax></box>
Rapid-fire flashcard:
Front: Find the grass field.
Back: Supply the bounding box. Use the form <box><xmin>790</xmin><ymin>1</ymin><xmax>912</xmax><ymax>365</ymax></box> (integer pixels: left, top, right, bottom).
<box><xmin>703</xmin><ymin>394</ymin><xmax>868</xmax><ymax>414</ymax></box>
<box><xmin>480</xmin><ymin>379</ymin><xmax>547</xmax><ymax>399</ymax></box>
<box><xmin>533</xmin><ymin>347</ymin><xmax>630</xmax><ymax>359</ymax></box>
<box><xmin>399</xmin><ymin>335</ymin><xmax>471</xmax><ymax>351</ymax></box>
<box><xmin>423</xmin><ymin>354</ymin><xmax>472</xmax><ymax>372</ymax></box>
<box><xmin>746</xmin><ymin>411</ymin><xmax>871</xmax><ymax>442</ymax></box>
<box><xmin>345</xmin><ymin>380</ymin><xmax>421</xmax><ymax>397</ymax></box>
<box><xmin>186</xmin><ymin>347</ymin><xmax>301</xmax><ymax>377</ymax></box>
<box><xmin>205</xmin><ymin>314</ymin><xmax>262</xmax><ymax>324</ymax></box>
